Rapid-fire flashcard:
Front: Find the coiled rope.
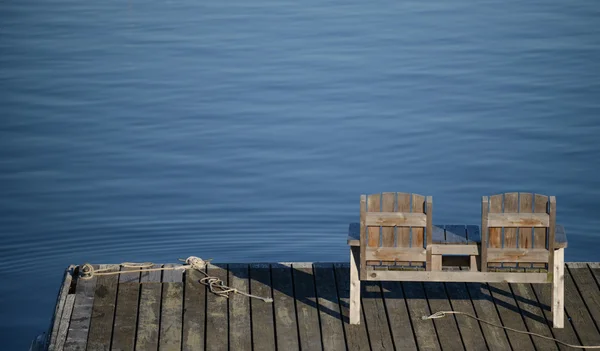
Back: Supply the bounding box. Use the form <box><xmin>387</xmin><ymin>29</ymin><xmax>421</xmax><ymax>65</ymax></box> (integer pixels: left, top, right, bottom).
<box><xmin>79</xmin><ymin>256</ymin><xmax>273</xmax><ymax>303</ymax></box>
<box><xmin>423</xmin><ymin>311</ymin><xmax>600</xmax><ymax>349</ymax></box>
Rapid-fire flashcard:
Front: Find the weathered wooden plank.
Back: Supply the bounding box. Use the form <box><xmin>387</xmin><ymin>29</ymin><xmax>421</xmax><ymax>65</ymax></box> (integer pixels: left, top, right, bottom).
<box><xmin>481</xmin><ymin>197</ymin><xmax>490</xmax><ymax>272</ymax></box>
<box><xmin>183</xmin><ymin>265</ymin><xmax>206</xmax><ymax>351</ymax></box>
<box><xmin>430</xmin><ymin>244</ymin><xmax>478</xmax><ymax>255</ymax></box>
<box><xmin>48</xmin><ymin>265</ymin><xmax>75</xmax><ymax>351</ymax></box>
<box><xmin>334</xmin><ymin>264</ymin><xmax>370</xmax><ymax>351</ymax></box>
<box><xmin>397</xmin><ymin>193</ymin><xmax>411</xmax><ymax>254</ymax></box>
<box><xmin>205</xmin><ymin>263</ymin><xmax>228</xmax><ymax>351</ymax></box>
<box><xmin>159</xmin><ymin>264</ymin><xmax>183</xmax><ymax>351</ymax></box>
<box><xmin>466</xmin><ymin>225</ymin><xmax>480</xmax><ymax>245</ymax></box>
<box><xmin>381</xmin><ymin>192</ymin><xmax>396</xmax><ymax>265</ymax></box>
<box><xmin>112</xmin><ymin>266</ymin><xmax>141</xmax><ymax>351</ymax></box>
<box><xmin>362</xmin><ymin>281</ymin><xmax>395</xmax><ymax>350</ymax></box>
<box><xmin>250</xmin><ymin>263</ymin><xmax>276</xmax><ymax>351</ymax></box>
<box><xmin>532</xmin><ymin>283</ymin><xmax>581</xmax><ymax>350</ymax></box>
<box><xmin>503</xmin><ymin>193</ymin><xmax>519</xmax><ymax>267</ymax></box>
<box><xmin>423</xmin><ymin>282</ymin><xmax>463</xmax><ymax>351</ymax></box>
<box><xmin>367</xmin><ymin>194</ymin><xmax>381</xmax><ymax>248</ymax></box>
<box><xmin>566</xmin><ymin>264</ymin><xmax>600</xmax><ymax>333</ymax></box>
<box><xmin>271</xmin><ymin>264</ymin><xmax>299</xmax><ymax>351</ymax></box>
<box><xmin>590</xmin><ymin>262</ymin><xmax>600</xmax><ymax>288</ymax></box>
<box><xmin>136</xmin><ymin>264</ymin><xmax>162</xmax><ymax>351</ymax></box>
<box><xmin>488</xmin><ymin>195</ymin><xmax>503</xmax><ymax>269</ymax></box>
<box><xmin>228</xmin><ymin>264</ymin><xmax>251</xmax><ymax>351</ymax></box>
<box><xmin>64</xmin><ymin>264</ymin><xmax>99</xmax><ymax>351</ymax></box>
<box><xmin>367</xmin><ymin>270</ymin><xmax>549</xmax><ymax>283</ymax></box>
<box><xmin>510</xmin><ymin>283</ymin><xmax>558</xmax><ymax>351</ymax></box>
<box><xmin>487</xmin><ymin>248</ymin><xmax>549</xmax><ymax>263</ymax></box>
<box><xmin>563</xmin><ymin>268</ymin><xmax>600</xmax><ymax>345</ymax></box>
<box><xmin>402</xmin><ymin>281</ymin><xmax>440</xmax><ymax>350</ymax></box>
<box><xmin>444</xmin><ymin>280</ymin><xmax>487</xmax><ymax>351</ymax></box>
<box><xmin>518</xmin><ymin>193</ymin><xmax>533</xmax><ymax>249</ymax></box>
<box><xmin>54</xmin><ymin>294</ymin><xmax>76</xmax><ymax>351</ymax></box>
<box><xmin>292</xmin><ymin>264</ymin><xmax>322</xmax><ymax>351</ymax></box>
<box><xmin>87</xmin><ymin>264</ymin><xmax>119</xmax><ymax>351</ymax></box>
<box><xmin>365</xmin><ymin>247</ymin><xmax>426</xmax><ymax>262</ymax></box>
<box><xmin>444</xmin><ymin>225</ymin><xmax>467</xmax><ymax>244</ymax></box>
<box><xmin>465</xmin><ymin>281</ymin><xmax>511</xmax><ymax>351</ymax></box>
<box><xmin>365</xmin><ymin>212</ymin><xmax>427</xmax><ymax>227</ymax></box>
<box><xmin>488</xmin><ymin>282</ymin><xmax>535</xmax><ymax>350</ymax></box>
<box><xmin>412</xmin><ymin>194</ymin><xmax>426</xmax><ymax>248</ymax></box>
<box><xmin>380</xmin><ymin>281</ymin><xmax>417</xmax><ymax>350</ymax></box>
<box><xmin>487</xmin><ymin>213</ymin><xmax>550</xmax><ymax>228</ymax></box>
<box><xmin>314</xmin><ymin>263</ymin><xmax>345</xmax><ymax>351</ymax></box>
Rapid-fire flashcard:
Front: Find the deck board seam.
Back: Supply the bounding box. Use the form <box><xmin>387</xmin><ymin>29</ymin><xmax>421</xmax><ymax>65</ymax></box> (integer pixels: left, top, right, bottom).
<box><xmin>507</xmin><ymin>283</ymin><xmax>539</xmax><ymax>350</ymax></box>
<box><xmin>399</xmin><ymin>282</ymin><xmax>419</xmax><ymax>351</ymax></box>
<box><xmin>331</xmin><ymin>264</ymin><xmax>349</xmax><ymax>351</ymax></box>
<box><xmin>421</xmin><ymin>281</ymin><xmax>445</xmax><ymax>351</ymax></box>
<box><xmin>310</xmin><ymin>263</ymin><xmax>325</xmax><ymax>351</ymax></box>
<box><xmin>485</xmin><ymin>282</ymin><xmax>515</xmax><ymax>351</ymax></box>
<box><xmin>565</xmin><ymin>265</ymin><xmax>600</xmax><ymax>335</ymax></box>
<box><xmin>289</xmin><ymin>263</ymin><xmax>302</xmax><ymax>351</ymax></box>
<box><xmin>378</xmin><ymin>281</ymin><xmax>398</xmax><ymax>351</ymax></box>
<box><xmin>460</xmin><ymin>279</ymin><xmax>492</xmax><ymax>351</ymax></box>
<box><xmin>527</xmin><ymin>282</ymin><xmax>563</xmax><ymax>350</ymax></box>
<box><xmin>269</xmin><ymin>265</ymin><xmax>278</xmax><ymax>351</ymax></box>
<box><xmin>442</xmin><ymin>282</ymin><xmax>468</xmax><ymax>351</ymax></box>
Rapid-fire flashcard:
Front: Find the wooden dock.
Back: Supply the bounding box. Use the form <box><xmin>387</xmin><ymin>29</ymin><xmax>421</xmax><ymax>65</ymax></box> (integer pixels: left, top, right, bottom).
<box><xmin>34</xmin><ymin>262</ymin><xmax>600</xmax><ymax>351</ymax></box>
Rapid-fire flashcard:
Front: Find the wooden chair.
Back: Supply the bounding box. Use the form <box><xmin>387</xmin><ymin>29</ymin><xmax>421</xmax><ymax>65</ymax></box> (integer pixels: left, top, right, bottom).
<box><xmin>481</xmin><ymin>192</ymin><xmax>564</xmax><ymax>328</ymax></box>
<box><xmin>348</xmin><ymin>192</ymin><xmax>433</xmax><ymax>324</ymax></box>
<box><xmin>347</xmin><ymin>192</ymin><xmax>566</xmax><ymax>328</ymax></box>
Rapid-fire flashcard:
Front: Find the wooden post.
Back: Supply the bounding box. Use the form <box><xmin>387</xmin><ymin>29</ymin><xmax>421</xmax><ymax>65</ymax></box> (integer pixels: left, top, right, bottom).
<box><xmin>469</xmin><ymin>255</ymin><xmax>478</xmax><ymax>272</ymax></box>
<box><xmin>481</xmin><ymin>196</ymin><xmax>489</xmax><ymax>272</ymax></box>
<box><xmin>431</xmin><ymin>254</ymin><xmax>442</xmax><ymax>271</ymax></box>
<box><xmin>548</xmin><ymin>197</ymin><xmax>556</xmax><ymax>279</ymax></box>
<box><xmin>552</xmin><ymin>248</ymin><xmax>564</xmax><ymax>328</ymax></box>
<box><xmin>359</xmin><ymin>195</ymin><xmax>367</xmax><ymax>280</ymax></box>
<box><xmin>350</xmin><ymin>246</ymin><xmax>361</xmax><ymax>325</ymax></box>
<box><xmin>425</xmin><ymin>196</ymin><xmax>433</xmax><ymax>271</ymax></box>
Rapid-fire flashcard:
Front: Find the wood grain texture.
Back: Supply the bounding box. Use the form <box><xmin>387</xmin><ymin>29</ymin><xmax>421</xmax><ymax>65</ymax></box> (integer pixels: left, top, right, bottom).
<box><xmin>293</xmin><ymin>264</ymin><xmax>322</xmax><ymax>351</ymax></box>
<box><xmin>534</xmin><ymin>194</ymin><xmax>549</xmax><ymax>269</ymax></box>
<box><xmin>381</xmin><ymin>192</ymin><xmax>396</xmax><ymax>265</ymax></box>
<box><xmin>205</xmin><ymin>264</ymin><xmax>228</xmax><ymax>351</ymax></box>
<box><xmin>380</xmin><ymin>281</ymin><xmax>417</xmax><ymax>350</ymax></box>
<box><xmin>465</xmin><ymin>281</ymin><xmax>511</xmax><ymax>351</ymax></box>
<box><xmin>367</xmin><ymin>270</ymin><xmax>549</xmax><ymax>283</ymax></box>
<box><xmin>334</xmin><ymin>264</ymin><xmax>370</xmax><ymax>351</ymax></box>
<box><xmin>136</xmin><ymin>264</ymin><xmax>162</xmax><ymax>351</ymax></box>
<box><xmin>367</xmin><ymin>194</ymin><xmax>381</xmax><ymax>248</ymax></box>
<box><xmin>228</xmin><ymin>264</ymin><xmax>251</xmax><ymax>351</ymax></box>
<box><xmin>503</xmin><ymin>193</ymin><xmax>519</xmax><ymax>268</ymax></box>
<box><xmin>486</xmin><ymin>248</ymin><xmax>550</xmax><ymax>263</ymax></box>
<box><xmin>563</xmin><ymin>268</ymin><xmax>600</xmax><ymax>345</ymax></box>
<box><xmin>314</xmin><ymin>263</ymin><xmax>345</xmax><ymax>351</ymax></box>
<box><xmin>112</xmin><ymin>266</ymin><xmax>141</xmax><ymax>351</ymax></box>
<box><xmin>365</xmin><ymin>247</ymin><xmax>426</xmax><ymax>262</ymax></box>
<box><xmin>532</xmin><ymin>283</ymin><xmax>581</xmax><ymax>350</ymax></box>
<box><xmin>481</xmin><ymin>197</ymin><xmax>489</xmax><ymax>272</ymax></box>
<box><xmin>271</xmin><ymin>264</ymin><xmax>299</xmax><ymax>351</ymax></box>
<box><xmin>567</xmin><ymin>264</ymin><xmax>600</xmax><ymax>331</ymax></box>
<box><xmin>54</xmin><ymin>294</ymin><xmax>75</xmax><ymax>351</ymax></box>
<box><xmin>87</xmin><ymin>264</ymin><xmax>119</xmax><ymax>351</ymax></box>
<box><xmin>487</xmin><ymin>213</ymin><xmax>550</xmax><ymax>228</ymax></box>
<box><xmin>159</xmin><ymin>264</ymin><xmax>183</xmax><ymax>351</ymax></box>
<box><xmin>48</xmin><ymin>265</ymin><xmax>75</xmax><ymax>351</ymax></box>
<box><xmin>488</xmin><ymin>195</ymin><xmax>503</xmax><ymax>268</ymax></box>
<box><xmin>182</xmin><ymin>265</ymin><xmax>206</xmax><ymax>351</ymax></box>
<box><xmin>396</xmin><ymin>193</ymin><xmax>412</xmax><ymax>262</ymax></box>
<box><xmin>365</xmin><ymin>212</ymin><xmax>427</xmax><ymax>227</ymax></box>
<box><xmin>64</xmin><ymin>264</ymin><xmax>99</xmax><ymax>351</ymax></box>
<box><xmin>250</xmin><ymin>264</ymin><xmax>276</xmax><ymax>351</ymax></box>
<box><xmin>362</xmin><ymin>281</ymin><xmax>395</xmax><ymax>351</ymax></box>
<box><xmin>403</xmin><ymin>282</ymin><xmax>441</xmax><ymax>350</ymax></box>
<box><xmin>510</xmin><ymin>282</ymin><xmax>558</xmax><ymax>351</ymax></box>
<box><xmin>488</xmin><ymin>282</ymin><xmax>535</xmax><ymax>350</ymax></box>
<box><xmin>423</xmin><ymin>282</ymin><xmax>463</xmax><ymax>351</ymax></box>
<box><xmin>359</xmin><ymin>195</ymin><xmax>367</xmax><ymax>278</ymax></box>
<box><xmin>412</xmin><ymin>194</ymin><xmax>425</xmax><ymax>248</ymax></box>
<box><xmin>444</xmin><ymin>280</ymin><xmax>487</xmax><ymax>351</ymax></box>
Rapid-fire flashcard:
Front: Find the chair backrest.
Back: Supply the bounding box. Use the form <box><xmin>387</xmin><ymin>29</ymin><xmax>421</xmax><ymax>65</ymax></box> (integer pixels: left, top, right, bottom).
<box><xmin>481</xmin><ymin>192</ymin><xmax>556</xmax><ymax>272</ymax></box>
<box><xmin>359</xmin><ymin>192</ymin><xmax>432</xmax><ymax>278</ymax></box>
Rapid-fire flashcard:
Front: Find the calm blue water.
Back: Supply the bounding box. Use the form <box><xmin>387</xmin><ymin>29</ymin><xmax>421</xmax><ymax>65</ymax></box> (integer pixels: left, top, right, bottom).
<box><xmin>1</xmin><ymin>0</ymin><xmax>600</xmax><ymax>348</ymax></box>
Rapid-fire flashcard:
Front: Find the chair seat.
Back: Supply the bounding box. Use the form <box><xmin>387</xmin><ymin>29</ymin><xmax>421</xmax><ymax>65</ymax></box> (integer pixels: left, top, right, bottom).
<box><xmin>347</xmin><ymin>223</ymin><xmax>567</xmax><ymax>248</ymax></box>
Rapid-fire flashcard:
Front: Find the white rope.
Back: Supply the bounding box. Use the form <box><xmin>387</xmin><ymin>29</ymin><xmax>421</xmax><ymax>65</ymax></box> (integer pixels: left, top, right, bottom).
<box><xmin>423</xmin><ymin>311</ymin><xmax>600</xmax><ymax>349</ymax></box>
<box><xmin>79</xmin><ymin>256</ymin><xmax>272</xmax><ymax>303</ymax></box>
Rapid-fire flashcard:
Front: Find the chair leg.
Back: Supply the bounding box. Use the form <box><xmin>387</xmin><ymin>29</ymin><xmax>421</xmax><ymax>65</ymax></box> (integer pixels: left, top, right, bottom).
<box><xmin>350</xmin><ymin>246</ymin><xmax>361</xmax><ymax>324</ymax></box>
<box><xmin>431</xmin><ymin>254</ymin><xmax>442</xmax><ymax>271</ymax></box>
<box><xmin>552</xmin><ymin>248</ymin><xmax>565</xmax><ymax>328</ymax></box>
